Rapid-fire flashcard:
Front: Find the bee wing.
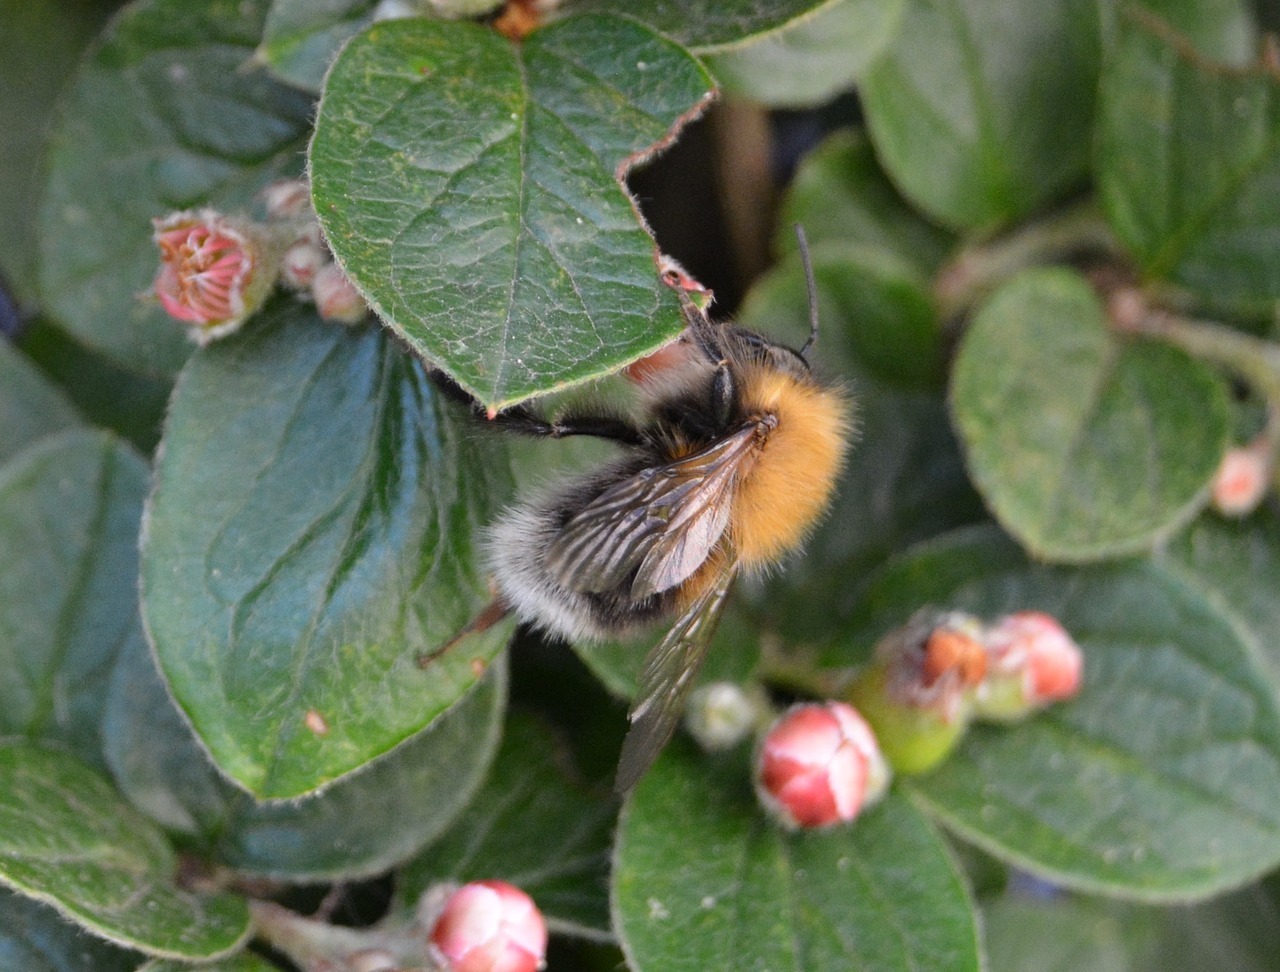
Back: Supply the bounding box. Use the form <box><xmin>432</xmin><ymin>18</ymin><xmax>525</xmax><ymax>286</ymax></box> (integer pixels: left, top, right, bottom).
<box><xmin>547</xmin><ymin>424</ymin><xmax>759</xmax><ymax>599</ymax></box>
<box><xmin>614</xmin><ymin>561</ymin><xmax>739</xmax><ymax>792</ymax></box>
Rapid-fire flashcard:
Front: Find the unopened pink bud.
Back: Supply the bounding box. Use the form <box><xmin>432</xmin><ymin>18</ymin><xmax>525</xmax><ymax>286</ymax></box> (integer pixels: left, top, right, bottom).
<box><xmin>152</xmin><ymin>209</ymin><xmax>270</xmax><ymax>343</ymax></box>
<box><xmin>756</xmin><ymin>702</ymin><xmax>889</xmax><ymax>829</ymax></box>
<box><xmin>429</xmin><ymin>881</ymin><xmax>547</xmax><ymax>972</ymax></box>
<box><xmin>281</xmin><ymin>239</ymin><xmax>329</xmax><ymax>289</ymax></box>
<box><xmin>1211</xmin><ymin>440</ymin><xmax>1272</xmax><ymax>517</ymax></box>
<box><xmin>261</xmin><ymin>179</ymin><xmax>312</xmax><ymax>220</ymax></box>
<box><xmin>312</xmin><ymin>261</ymin><xmax>367</xmax><ymax>324</ymax></box>
<box><xmin>976</xmin><ymin>611</ymin><xmax>1083</xmax><ymax>720</ymax></box>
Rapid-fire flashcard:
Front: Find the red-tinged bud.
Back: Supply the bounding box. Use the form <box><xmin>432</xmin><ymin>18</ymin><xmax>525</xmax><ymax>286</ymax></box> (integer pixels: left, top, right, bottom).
<box><xmin>312</xmin><ymin>261</ymin><xmax>367</xmax><ymax>324</ymax></box>
<box><xmin>261</xmin><ymin>179</ymin><xmax>311</xmax><ymax>220</ymax></box>
<box><xmin>1211</xmin><ymin>439</ymin><xmax>1272</xmax><ymax>517</ymax></box>
<box><xmin>428</xmin><ymin>881</ymin><xmax>547</xmax><ymax>972</ymax></box>
<box><xmin>152</xmin><ymin>210</ymin><xmax>273</xmax><ymax>343</ymax></box>
<box><xmin>281</xmin><ymin>238</ymin><xmax>329</xmax><ymax>290</ymax></box>
<box><xmin>975</xmin><ymin>611</ymin><xmax>1084</xmax><ymax>721</ymax></box>
<box><xmin>755</xmin><ymin>702</ymin><xmax>890</xmax><ymax>829</ymax></box>
<box><xmin>845</xmin><ymin>610</ymin><xmax>985</xmax><ymax>774</ymax></box>
<box><xmin>658</xmin><ymin>253</ymin><xmax>714</xmax><ymax>311</ymax></box>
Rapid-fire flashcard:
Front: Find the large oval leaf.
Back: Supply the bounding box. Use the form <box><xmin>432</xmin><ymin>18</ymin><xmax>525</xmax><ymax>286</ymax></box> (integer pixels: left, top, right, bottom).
<box><xmin>1097</xmin><ymin>9</ymin><xmax>1280</xmax><ymax>313</ymax></box>
<box><xmin>843</xmin><ymin>526</ymin><xmax>1280</xmax><ymax>900</ymax></box>
<box><xmin>775</xmin><ymin>129</ymin><xmax>954</xmax><ymax>277</ymax></box>
<box><xmin>141</xmin><ymin>302</ymin><xmax>514</xmax><ymax>798</ymax></box>
<box><xmin>309</xmin><ymin>14</ymin><xmax>714</xmax><ymax>409</ymax></box>
<box><xmin>0</xmin><ymin>743</ymin><xmax>250</xmax><ymax>959</ymax></box>
<box><xmin>0</xmin><ymin>429</ymin><xmax>149</xmax><ymax>770</ymax></box>
<box><xmin>950</xmin><ymin>269</ymin><xmax>1229</xmax><ymax>562</ymax></box>
<box><xmin>0</xmin><ymin>341</ymin><xmax>81</xmax><ymax>464</ymax></box>
<box><xmin>37</xmin><ymin>0</ymin><xmax>314</xmax><ymax>375</ymax></box>
<box><xmin>1161</xmin><ymin>511</ymin><xmax>1280</xmax><ymax>692</ymax></box>
<box><xmin>104</xmin><ymin>624</ymin><xmax>506</xmax><ymax>880</ymax></box>
<box><xmin>0</xmin><ymin>886</ymin><xmax>138</xmax><ymax>972</ymax></box>
<box><xmin>0</xmin><ymin>1</ymin><xmax>114</xmax><ymax>303</ymax></box>
<box><xmin>613</xmin><ymin>741</ymin><xmax>981</xmax><ymax>972</ymax></box>
<box><xmin>703</xmin><ymin>0</ymin><xmax>903</xmax><ymax>107</ymax></box>
<box><xmin>565</xmin><ymin>0</ymin><xmax>842</xmax><ymax>53</ymax></box>
<box><xmin>860</xmin><ymin>0</ymin><xmax>1102</xmax><ymax>231</ymax></box>
<box><xmin>256</xmin><ymin>0</ymin><xmax>376</xmax><ymax>92</ymax></box>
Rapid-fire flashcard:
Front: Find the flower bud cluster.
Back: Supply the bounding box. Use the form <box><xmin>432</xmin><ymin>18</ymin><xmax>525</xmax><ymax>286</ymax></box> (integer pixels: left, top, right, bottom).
<box><xmin>846</xmin><ymin>608</ymin><xmax>1084</xmax><ymax>775</ymax></box>
<box><xmin>150</xmin><ymin>179</ymin><xmax>368</xmax><ymax>342</ymax></box>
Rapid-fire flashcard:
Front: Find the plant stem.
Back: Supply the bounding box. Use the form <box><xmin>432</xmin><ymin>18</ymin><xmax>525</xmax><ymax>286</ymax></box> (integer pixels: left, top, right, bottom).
<box><xmin>1124</xmin><ymin>309</ymin><xmax>1280</xmax><ymax>404</ymax></box>
<box><xmin>935</xmin><ymin>201</ymin><xmax>1121</xmax><ymax>319</ymax></box>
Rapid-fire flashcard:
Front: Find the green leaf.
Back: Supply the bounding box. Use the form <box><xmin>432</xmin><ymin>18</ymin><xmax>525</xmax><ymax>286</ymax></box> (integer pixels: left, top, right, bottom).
<box><xmin>1135</xmin><ymin>873</ymin><xmax>1280</xmax><ymax>971</ymax></box>
<box><xmin>0</xmin><ymin>0</ymin><xmax>113</xmax><ymax>302</ymax></box>
<box><xmin>984</xmin><ymin>895</ymin><xmax>1160</xmax><ymax>972</ymax></box>
<box><xmin>0</xmin><ymin>885</ymin><xmax>138</xmax><ymax>972</ymax></box>
<box><xmin>860</xmin><ymin>0</ymin><xmax>1102</xmax><ymax>231</ymax></box>
<box><xmin>309</xmin><ymin>14</ymin><xmax>714</xmax><ymax>409</ymax></box>
<box><xmin>37</xmin><ymin>0</ymin><xmax>314</xmax><ymax>376</ymax></box>
<box><xmin>703</xmin><ymin>0</ymin><xmax>904</xmax><ymax>107</ymax></box>
<box><xmin>1110</xmin><ymin>0</ymin><xmax>1258</xmax><ymax>65</ymax></box>
<box><xmin>0</xmin><ymin>743</ymin><xmax>250</xmax><ymax>959</ymax></box>
<box><xmin>564</xmin><ymin>0</ymin><xmax>841</xmax><ymax>52</ymax></box>
<box><xmin>141</xmin><ymin>301</ymin><xmax>514</xmax><ymax>799</ymax></box>
<box><xmin>139</xmin><ymin>956</ymin><xmax>280</xmax><ymax>972</ymax></box>
<box><xmin>986</xmin><ymin>877</ymin><xmax>1280</xmax><ymax>972</ymax></box>
<box><xmin>0</xmin><ymin>429</ymin><xmax>150</xmax><ymax>770</ymax></box>
<box><xmin>1096</xmin><ymin>10</ymin><xmax>1280</xmax><ymax>313</ymax></box>
<box><xmin>401</xmin><ymin>712</ymin><xmax>617</xmax><ymax>939</ymax></box>
<box><xmin>775</xmin><ymin>129</ymin><xmax>954</xmax><ymax>276</ymax></box>
<box><xmin>735</xmin><ymin>252</ymin><xmax>983</xmax><ymax>645</ymax></box>
<box><xmin>16</xmin><ymin>319</ymin><xmax>172</xmax><ymax>456</ymax></box>
<box><xmin>0</xmin><ymin>341</ymin><xmax>81</xmax><ymax>465</ymax></box>
<box><xmin>950</xmin><ymin>268</ymin><xmax>1230</xmax><ymax>562</ymax></box>
<box><xmin>257</xmin><ymin>0</ymin><xmax>376</xmax><ymax>92</ymax></box>
<box><xmin>104</xmin><ymin>626</ymin><xmax>507</xmax><ymax>881</ymax></box>
<box><xmin>1161</xmin><ymin>510</ymin><xmax>1280</xmax><ymax>692</ymax></box>
<box><xmin>845</xmin><ymin>526</ymin><xmax>1280</xmax><ymax>899</ymax></box>
<box><xmin>613</xmin><ymin>741</ymin><xmax>981</xmax><ymax>972</ymax></box>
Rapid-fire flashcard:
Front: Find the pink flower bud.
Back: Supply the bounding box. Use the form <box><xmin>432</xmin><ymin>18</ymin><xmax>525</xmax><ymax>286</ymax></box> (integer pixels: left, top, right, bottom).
<box><xmin>281</xmin><ymin>238</ymin><xmax>329</xmax><ymax>289</ymax></box>
<box><xmin>312</xmin><ymin>261</ymin><xmax>367</xmax><ymax>324</ymax></box>
<box><xmin>428</xmin><ymin>881</ymin><xmax>547</xmax><ymax>972</ymax></box>
<box><xmin>844</xmin><ymin>610</ymin><xmax>987</xmax><ymax>774</ymax></box>
<box><xmin>261</xmin><ymin>179</ymin><xmax>312</xmax><ymax>220</ymax></box>
<box><xmin>1211</xmin><ymin>439</ymin><xmax>1272</xmax><ymax>517</ymax></box>
<box><xmin>975</xmin><ymin>611</ymin><xmax>1084</xmax><ymax>721</ymax></box>
<box><xmin>152</xmin><ymin>210</ymin><xmax>271</xmax><ymax>343</ymax></box>
<box><xmin>755</xmin><ymin>702</ymin><xmax>889</xmax><ymax>829</ymax></box>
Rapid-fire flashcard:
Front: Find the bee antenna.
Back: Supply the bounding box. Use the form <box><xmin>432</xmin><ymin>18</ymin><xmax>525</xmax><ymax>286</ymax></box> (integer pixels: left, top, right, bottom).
<box><xmin>795</xmin><ymin>224</ymin><xmax>819</xmax><ymax>360</ymax></box>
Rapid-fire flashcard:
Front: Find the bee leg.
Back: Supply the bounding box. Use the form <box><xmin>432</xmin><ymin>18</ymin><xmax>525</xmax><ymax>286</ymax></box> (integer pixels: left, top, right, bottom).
<box><xmin>417</xmin><ymin>598</ymin><xmax>512</xmax><ymax>668</ymax></box>
<box><xmin>427</xmin><ymin>368</ymin><xmax>643</xmax><ymax>444</ymax></box>
<box><xmin>489</xmin><ymin>410</ymin><xmax>645</xmax><ymax>444</ymax></box>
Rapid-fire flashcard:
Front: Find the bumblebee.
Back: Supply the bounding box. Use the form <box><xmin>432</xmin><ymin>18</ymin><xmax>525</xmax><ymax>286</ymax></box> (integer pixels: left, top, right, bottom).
<box><xmin>475</xmin><ymin>233</ymin><xmax>853</xmax><ymax>789</ymax></box>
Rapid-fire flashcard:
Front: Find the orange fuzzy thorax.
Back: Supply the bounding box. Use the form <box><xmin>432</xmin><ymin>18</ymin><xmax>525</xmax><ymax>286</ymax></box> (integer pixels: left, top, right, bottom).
<box><xmin>731</xmin><ymin>366</ymin><xmax>853</xmax><ymax>568</ymax></box>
